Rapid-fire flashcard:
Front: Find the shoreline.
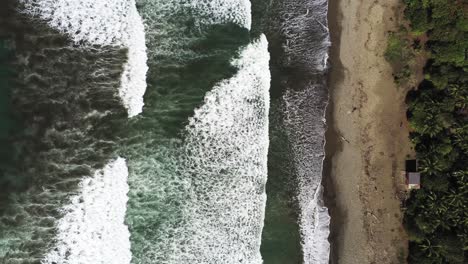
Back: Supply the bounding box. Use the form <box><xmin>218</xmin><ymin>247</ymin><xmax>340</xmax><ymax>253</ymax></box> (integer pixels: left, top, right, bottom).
<box><xmin>324</xmin><ymin>0</ymin><xmax>413</xmax><ymax>263</ymax></box>
<box><xmin>323</xmin><ymin>0</ymin><xmax>344</xmax><ymax>262</ymax></box>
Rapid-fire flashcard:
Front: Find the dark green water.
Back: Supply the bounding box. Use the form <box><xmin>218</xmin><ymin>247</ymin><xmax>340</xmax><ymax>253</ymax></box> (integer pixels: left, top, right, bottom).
<box><xmin>126</xmin><ymin>24</ymin><xmax>250</xmax><ymax>138</ymax></box>
<box><xmin>252</xmin><ymin>0</ymin><xmax>331</xmax><ymax>263</ymax></box>
<box><xmin>251</xmin><ymin>1</ymin><xmax>303</xmax><ymax>263</ymax></box>
<box><xmin>0</xmin><ymin>3</ymin><xmax>129</xmax><ymax>260</ymax></box>
<box><xmin>260</xmin><ymin>102</ymin><xmax>303</xmax><ymax>264</ymax></box>
<box><xmin>0</xmin><ymin>40</ymin><xmax>16</xmax><ymax>190</ymax></box>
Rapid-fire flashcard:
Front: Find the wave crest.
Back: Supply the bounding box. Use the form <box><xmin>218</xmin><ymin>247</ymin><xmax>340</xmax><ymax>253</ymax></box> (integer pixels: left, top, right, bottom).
<box><xmin>43</xmin><ymin>158</ymin><xmax>131</xmax><ymax>264</ymax></box>
<box><xmin>19</xmin><ymin>0</ymin><xmax>149</xmax><ymax>117</ymax></box>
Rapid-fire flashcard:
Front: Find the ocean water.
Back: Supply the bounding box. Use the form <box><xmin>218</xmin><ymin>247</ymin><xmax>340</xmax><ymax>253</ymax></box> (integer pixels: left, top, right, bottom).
<box><xmin>0</xmin><ymin>1</ymin><xmax>131</xmax><ymax>261</ymax></box>
<box><xmin>253</xmin><ymin>0</ymin><xmax>331</xmax><ymax>263</ymax></box>
<box><xmin>0</xmin><ymin>0</ymin><xmax>331</xmax><ymax>263</ymax></box>
<box><xmin>19</xmin><ymin>0</ymin><xmax>149</xmax><ymax>117</ymax></box>
<box><xmin>43</xmin><ymin>158</ymin><xmax>131</xmax><ymax>264</ymax></box>
<box><xmin>0</xmin><ymin>39</ymin><xmax>17</xmax><ymax>188</ymax></box>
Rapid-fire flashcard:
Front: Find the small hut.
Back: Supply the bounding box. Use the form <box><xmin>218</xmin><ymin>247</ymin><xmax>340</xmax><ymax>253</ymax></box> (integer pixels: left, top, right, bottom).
<box><xmin>405</xmin><ymin>160</ymin><xmax>421</xmax><ymax>190</ymax></box>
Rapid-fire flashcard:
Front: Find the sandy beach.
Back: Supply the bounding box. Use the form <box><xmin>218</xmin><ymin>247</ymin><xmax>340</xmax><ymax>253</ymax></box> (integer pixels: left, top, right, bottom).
<box><xmin>325</xmin><ymin>0</ymin><xmax>414</xmax><ymax>263</ymax></box>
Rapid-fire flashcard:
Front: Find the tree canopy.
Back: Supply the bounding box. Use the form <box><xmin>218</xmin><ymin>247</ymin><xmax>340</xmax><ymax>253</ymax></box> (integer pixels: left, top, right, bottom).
<box><xmin>401</xmin><ymin>0</ymin><xmax>467</xmax><ymax>263</ymax></box>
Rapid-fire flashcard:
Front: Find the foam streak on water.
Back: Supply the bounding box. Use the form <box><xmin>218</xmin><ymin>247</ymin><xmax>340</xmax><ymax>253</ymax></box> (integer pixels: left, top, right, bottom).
<box><xmin>283</xmin><ymin>87</ymin><xmax>330</xmax><ymax>264</ymax></box>
<box><xmin>19</xmin><ymin>0</ymin><xmax>149</xmax><ymax>117</ymax></box>
<box><xmin>42</xmin><ymin>158</ymin><xmax>131</xmax><ymax>264</ymax></box>
<box><xmin>189</xmin><ymin>0</ymin><xmax>252</xmax><ymax>30</ymax></box>
<box><xmin>278</xmin><ymin>0</ymin><xmax>330</xmax><ymax>73</ymax></box>
<box><xmin>268</xmin><ymin>0</ymin><xmax>331</xmax><ymax>262</ymax></box>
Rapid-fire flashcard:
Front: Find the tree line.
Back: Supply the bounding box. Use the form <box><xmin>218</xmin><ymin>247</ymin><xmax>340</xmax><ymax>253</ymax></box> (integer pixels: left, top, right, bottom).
<box><xmin>390</xmin><ymin>1</ymin><xmax>467</xmax><ymax>263</ymax></box>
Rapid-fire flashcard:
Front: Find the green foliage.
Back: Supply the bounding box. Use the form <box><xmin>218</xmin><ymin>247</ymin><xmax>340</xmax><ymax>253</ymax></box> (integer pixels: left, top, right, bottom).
<box><xmin>402</xmin><ymin>0</ymin><xmax>468</xmax><ymax>263</ymax></box>
<box><xmin>384</xmin><ymin>32</ymin><xmax>415</xmax><ymax>84</ymax></box>
<box><xmin>456</xmin><ymin>18</ymin><xmax>468</xmax><ymax>31</ymax></box>
<box><xmin>385</xmin><ymin>33</ymin><xmax>409</xmax><ymax>62</ymax></box>
<box><xmin>432</xmin><ymin>42</ymin><xmax>467</xmax><ymax>67</ymax></box>
<box><xmin>395</xmin><ymin>65</ymin><xmax>413</xmax><ymax>84</ymax></box>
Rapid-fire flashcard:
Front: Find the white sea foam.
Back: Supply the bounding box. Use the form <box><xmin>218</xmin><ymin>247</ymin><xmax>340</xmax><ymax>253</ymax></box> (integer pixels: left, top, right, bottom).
<box><xmin>20</xmin><ymin>0</ymin><xmax>149</xmax><ymax>117</ymax></box>
<box><xmin>119</xmin><ymin>4</ymin><xmax>149</xmax><ymax>117</ymax></box>
<box><xmin>137</xmin><ymin>0</ymin><xmax>251</xmax><ymax>30</ymax></box>
<box><xmin>42</xmin><ymin>158</ymin><xmax>131</xmax><ymax>264</ymax></box>
<box><xmin>283</xmin><ymin>87</ymin><xmax>330</xmax><ymax>264</ymax></box>
<box><xmin>189</xmin><ymin>0</ymin><xmax>252</xmax><ymax>29</ymax></box>
<box><xmin>278</xmin><ymin>0</ymin><xmax>330</xmax><ymax>73</ymax></box>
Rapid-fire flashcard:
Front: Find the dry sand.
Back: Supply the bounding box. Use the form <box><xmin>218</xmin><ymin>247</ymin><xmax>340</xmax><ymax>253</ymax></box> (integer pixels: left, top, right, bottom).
<box><xmin>324</xmin><ymin>0</ymin><xmax>415</xmax><ymax>263</ymax></box>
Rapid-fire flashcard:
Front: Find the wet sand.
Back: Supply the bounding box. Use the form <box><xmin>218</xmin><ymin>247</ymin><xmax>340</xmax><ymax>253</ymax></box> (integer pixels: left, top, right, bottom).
<box><xmin>324</xmin><ymin>0</ymin><xmax>413</xmax><ymax>263</ymax></box>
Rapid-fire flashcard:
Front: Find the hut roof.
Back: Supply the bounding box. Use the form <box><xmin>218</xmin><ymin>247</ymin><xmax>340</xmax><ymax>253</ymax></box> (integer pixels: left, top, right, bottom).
<box><xmin>408</xmin><ymin>172</ymin><xmax>420</xmax><ymax>185</ymax></box>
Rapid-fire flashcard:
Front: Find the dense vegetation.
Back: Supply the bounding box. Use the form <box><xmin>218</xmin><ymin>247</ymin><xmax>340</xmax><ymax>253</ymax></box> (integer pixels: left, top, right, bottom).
<box><xmin>391</xmin><ymin>1</ymin><xmax>467</xmax><ymax>263</ymax></box>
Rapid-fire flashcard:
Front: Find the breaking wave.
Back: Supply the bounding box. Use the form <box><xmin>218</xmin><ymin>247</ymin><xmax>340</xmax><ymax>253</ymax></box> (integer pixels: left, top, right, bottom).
<box><xmin>180</xmin><ymin>35</ymin><xmax>270</xmax><ymax>263</ymax></box>
<box><xmin>19</xmin><ymin>0</ymin><xmax>148</xmax><ymax>117</ymax></box>
<box><xmin>124</xmin><ymin>34</ymin><xmax>270</xmax><ymax>264</ymax></box>
<box><xmin>43</xmin><ymin>158</ymin><xmax>131</xmax><ymax>264</ymax></box>
<box><xmin>117</xmin><ymin>1</ymin><xmax>272</xmax><ymax>263</ymax></box>
<box><xmin>0</xmin><ymin>1</ymin><xmax>135</xmax><ymax>262</ymax></box>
